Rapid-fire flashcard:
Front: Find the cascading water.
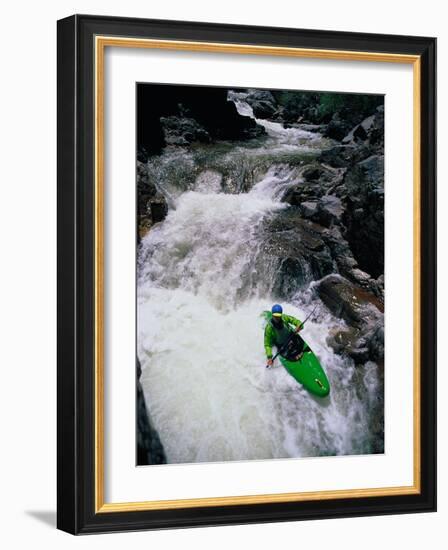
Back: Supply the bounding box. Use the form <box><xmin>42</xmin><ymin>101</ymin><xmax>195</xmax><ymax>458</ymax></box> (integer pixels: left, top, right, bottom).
<box><xmin>230</xmin><ymin>90</ymin><xmax>322</xmax><ymax>149</ymax></box>
<box><xmin>138</xmin><ymin>92</ymin><xmax>383</xmax><ymax>464</ymax></box>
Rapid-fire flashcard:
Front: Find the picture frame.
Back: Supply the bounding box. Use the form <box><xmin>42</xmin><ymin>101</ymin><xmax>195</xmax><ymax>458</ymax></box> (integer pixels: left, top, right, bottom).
<box><xmin>57</xmin><ymin>14</ymin><xmax>436</xmax><ymax>534</ymax></box>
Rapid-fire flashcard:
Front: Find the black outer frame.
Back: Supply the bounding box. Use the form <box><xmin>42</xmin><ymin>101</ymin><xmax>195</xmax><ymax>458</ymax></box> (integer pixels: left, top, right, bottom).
<box><xmin>57</xmin><ymin>14</ymin><xmax>436</xmax><ymax>535</ymax></box>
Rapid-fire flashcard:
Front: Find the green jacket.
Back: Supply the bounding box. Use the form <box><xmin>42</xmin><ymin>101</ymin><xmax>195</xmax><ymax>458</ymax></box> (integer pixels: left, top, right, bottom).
<box><xmin>264</xmin><ymin>314</ymin><xmax>302</xmax><ymax>359</ymax></box>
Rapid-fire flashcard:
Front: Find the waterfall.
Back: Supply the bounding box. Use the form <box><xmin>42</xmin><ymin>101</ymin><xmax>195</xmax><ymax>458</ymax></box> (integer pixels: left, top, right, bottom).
<box><xmin>229</xmin><ymin>90</ymin><xmax>322</xmax><ymax>148</ymax></box>
<box><xmin>137</xmin><ymin>93</ymin><xmax>383</xmax><ymax>464</ymax></box>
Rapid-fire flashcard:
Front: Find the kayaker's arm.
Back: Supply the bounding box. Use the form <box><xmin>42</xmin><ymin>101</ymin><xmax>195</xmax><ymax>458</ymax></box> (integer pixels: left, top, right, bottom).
<box><xmin>264</xmin><ymin>324</ymin><xmax>274</xmax><ymax>359</ymax></box>
<box><xmin>283</xmin><ymin>314</ymin><xmax>304</xmax><ymax>332</ymax></box>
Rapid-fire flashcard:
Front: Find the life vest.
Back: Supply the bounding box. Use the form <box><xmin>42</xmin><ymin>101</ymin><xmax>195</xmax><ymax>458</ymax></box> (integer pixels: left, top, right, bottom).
<box><xmin>269</xmin><ymin>318</ymin><xmax>293</xmax><ymax>348</ymax></box>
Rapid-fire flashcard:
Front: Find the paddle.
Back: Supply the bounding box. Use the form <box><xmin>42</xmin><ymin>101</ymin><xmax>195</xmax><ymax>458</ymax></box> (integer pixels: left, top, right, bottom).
<box><xmin>266</xmin><ymin>305</ymin><xmax>318</xmax><ymax>369</ymax></box>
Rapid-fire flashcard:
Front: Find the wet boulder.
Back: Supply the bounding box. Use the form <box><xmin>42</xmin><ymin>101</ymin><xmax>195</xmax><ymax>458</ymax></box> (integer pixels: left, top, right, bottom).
<box><xmin>365</xmin><ymin>321</ymin><xmax>384</xmax><ymax>361</ymax></box>
<box><xmin>160</xmin><ymin>115</ymin><xmax>211</xmax><ymax>146</ymax></box>
<box><xmin>282</xmin><ymin>163</ymin><xmax>342</xmax><ymax>207</ymax></box>
<box><xmin>300</xmin><ymin>201</ymin><xmax>319</xmax><ymax>219</ymax></box>
<box><xmin>147</xmin><ymin>198</ymin><xmax>168</xmax><ymax>224</ymax></box>
<box><xmin>338</xmin><ymin>107</ymin><xmax>384</xmax><ymax>152</ymax></box>
<box><xmin>321</xmin><ymin>226</ymin><xmax>357</xmax><ymax>270</ymax></box>
<box><xmin>326</xmin><ymin>326</ymin><xmax>375</xmax><ymax>363</ymax></box>
<box><xmin>347</xmin><ymin>345</ymin><xmax>370</xmax><ymax>363</ymax></box>
<box><xmin>319</xmin><ymin>275</ymin><xmax>384</xmax><ymax>363</ymax></box>
<box><xmin>263</xmin><ymin>210</ymin><xmax>335</xmax><ymax>295</ymax></box>
<box><xmin>316</xmin><ymin>195</ymin><xmax>344</xmax><ymax>226</ymax></box>
<box><xmin>342</xmin><ymin>114</ymin><xmax>375</xmax><ymax>144</ymax></box>
<box><xmin>319</xmin><ymin>145</ymin><xmax>364</xmax><ymax>168</ymax></box>
<box><xmin>245</xmin><ymin>90</ymin><xmax>278</xmax><ymax>119</ymax></box>
<box><xmin>368</xmin><ymin>105</ymin><xmax>385</xmax><ymax>151</ymax></box>
<box><xmin>316</xmin><ymin>274</ymin><xmax>383</xmax><ymax>328</ymax></box>
<box><xmin>298</xmin><ymin>195</ymin><xmax>344</xmax><ymax>228</ymax></box>
<box><xmin>324</xmin><ymin>114</ymin><xmax>352</xmax><ymax>141</ymax></box>
<box><xmin>301</xmin><ymin>163</ymin><xmax>335</xmax><ymax>183</ymax></box>
<box><xmin>342</xmin><ymin>154</ymin><xmax>384</xmax><ymax>278</ymax></box>
<box><xmin>326</xmin><ymin>326</ymin><xmax>360</xmax><ymax>355</ymax></box>
<box><xmin>347</xmin><ymin>267</ymin><xmax>373</xmax><ymax>286</ymax></box>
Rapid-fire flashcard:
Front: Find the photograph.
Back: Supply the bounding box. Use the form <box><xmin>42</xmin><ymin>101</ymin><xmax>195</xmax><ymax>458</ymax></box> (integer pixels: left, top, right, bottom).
<box><xmin>136</xmin><ymin>83</ymin><xmax>385</xmax><ymax>466</ymax></box>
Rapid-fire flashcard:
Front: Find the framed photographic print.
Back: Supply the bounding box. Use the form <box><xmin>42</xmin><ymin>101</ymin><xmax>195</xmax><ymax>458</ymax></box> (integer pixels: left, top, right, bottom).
<box><xmin>57</xmin><ymin>14</ymin><xmax>436</xmax><ymax>534</ymax></box>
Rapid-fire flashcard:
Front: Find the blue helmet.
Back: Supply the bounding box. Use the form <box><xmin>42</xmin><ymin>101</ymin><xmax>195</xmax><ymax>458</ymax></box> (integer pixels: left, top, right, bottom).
<box><xmin>271</xmin><ymin>304</ymin><xmax>283</xmax><ymax>317</ymax></box>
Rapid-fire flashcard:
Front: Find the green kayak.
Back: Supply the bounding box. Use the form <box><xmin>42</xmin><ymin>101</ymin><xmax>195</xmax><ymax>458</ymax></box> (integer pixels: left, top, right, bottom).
<box><xmin>263</xmin><ymin>311</ymin><xmax>330</xmax><ymax>397</ymax></box>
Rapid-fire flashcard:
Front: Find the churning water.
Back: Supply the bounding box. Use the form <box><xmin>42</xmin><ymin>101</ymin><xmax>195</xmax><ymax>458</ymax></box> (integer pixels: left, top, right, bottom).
<box><xmin>138</xmin><ymin>93</ymin><xmax>383</xmax><ymax>464</ymax></box>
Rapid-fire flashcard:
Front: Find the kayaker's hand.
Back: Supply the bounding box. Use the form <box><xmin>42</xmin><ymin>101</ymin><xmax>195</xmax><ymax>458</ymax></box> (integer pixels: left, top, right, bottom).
<box><xmin>266</xmin><ymin>358</ymin><xmax>274</xmax><ymax>368</ymax></box>
<box><xmin>295</xmin><ymin>325</ymin><xmax>303</xmax><ymax>333</ymax></box>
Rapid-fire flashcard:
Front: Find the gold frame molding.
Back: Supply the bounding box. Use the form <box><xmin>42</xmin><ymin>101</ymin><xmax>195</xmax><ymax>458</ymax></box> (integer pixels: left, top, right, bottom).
<box><xmin>94</xmin><ymin>36</ymin><xmax>421</xmax><ymax>514</ymax></box>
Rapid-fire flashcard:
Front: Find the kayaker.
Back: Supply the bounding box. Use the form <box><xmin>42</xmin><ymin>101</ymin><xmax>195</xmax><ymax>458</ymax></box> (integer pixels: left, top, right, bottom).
<box><xmin>265</xmin><ymin>304</ymin><xmax>304</xmax><ymax>367</ymax></box>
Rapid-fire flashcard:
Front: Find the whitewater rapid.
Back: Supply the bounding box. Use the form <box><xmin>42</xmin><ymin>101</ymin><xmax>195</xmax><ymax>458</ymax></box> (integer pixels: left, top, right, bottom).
<box><xmin>137</xmin><ymin>93</ymin><xmax>382</xmax><ymax>464</ymax></box>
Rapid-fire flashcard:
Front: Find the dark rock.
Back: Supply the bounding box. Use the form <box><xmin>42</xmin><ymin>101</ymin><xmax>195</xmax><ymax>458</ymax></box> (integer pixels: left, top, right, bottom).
<box><xmin>252</xmin><ymin>100</ymin><xmax>278</xmax><ymax>119</ymax></box>
<box><xmin>282</xmin><ymin>163</ymin><xmax>343</xmax><ymax>208</ymax></box>
<box><xmin>353</xmin><ymin>124</ymin><xmax>368</xmax><ymax>141</ymax></box>
<box><xmin>324</xmin><ymin>115</ymin><xmax>352</xmax><ymax>140</ymax></box>
<box><xmin>160</xmin><ymin>115</ymin><xmax>211</xmax><ymax>145</ymax></box>
<box><xmin>322</xmin><ymin>226</ymin><xmax>357</xmax><ymax>271</ymax></box>
<box><xmin>376</xmin><ymin>274</ymin><xmax>385</xmax><ymax>292</ymax></box>
<box><xmin>318</xmin><ymin>275</ymin><xmax>384</xmax><ymax>363</ymax></box>
<box><xmin>302</xmin><ymin>165</ymin><xmax>323</xmax><ymax>182</ymax></box>
<box><xmin>353</xmin><ymin>207</ymin><xmax>365</xmax><ymax>220</ymax></box>
<box><xmin>137</xmin><ymin>161</ymin><xmax>169</xmax><ymax>241</ymax></box>
<box><xmin>148</xmin><ymin>199</ymin><xmax>168</xmax><ymax>224</ymax></box>
<box><xmin>342</xmin><ymin>155</ymin><xmax>384</xmax><ymax>277</ymax></box>
<box><xmin>137</xmin><ymin>358</ymin><xmax>166</xmax><ymax>465</ymax></box>
<box><xmin>360</xmin><ymin>114</ymin><xmax>376</xmax><ymax>132</ymax></box>
<box><xmin>316</xmin><ymin>195</ymin><xmax>344</xmax><ymax>226</ymax></box>
<box><xmin>342</xmin><ymin>123</ymin><xmax>367</xmax><ymax>143</ymax></box>
<box><xmin>137</xmin><ymin>84</ymin><xmax>265</xmax><ymax>157</ymax></box>
<box><xmin>332</xmin><ymin>322</ymin><xmax>384</xmax><ymax>364</ymax></box>
<box><xmin>319</xmin><ymin>144</ymin><xmax>371</xmax><ymax>169</ymax></box>
<box><xmin>316</xmin><ymin>274</ymin><xmax>383</xmax><ymax>327</ymax></box>
<box><xmin>319</xmin><ymin>145</ymin><xmax>354</xmax><ymax>168</ymax></box>
<box><xmin>326</xmin><ymin>327</ymin><xmax>360</xmax><ymax>355</ymax></box>
<box><xmin>340</xmin><ymin>110</ymin><xmax>384</xmax><ymax>156</ymax></box>
<box><xmin>293</xmin><ymin>195</ymin><xmax>344</xmax><ymax>228</ymax></box>
<box><xmin>347</xmin><ymin>267</ymin><xmax>373</xmax><ymax>286</ymax></box>
<box><xmin>265</xmin><ymin>207</ymin><xmax>323</xmax><ymax>236</ymax></box>
<box><xmin>282</xmin><ymin>188</ymin><xmax>307</xmax><ymax>207</ymax></box>
<box><xmin>300</xmin><ymin>201</ymin><xmax>318</xmax><ymax>218</ymax></box>
<box><xmin>366</xmin><ymin>322</ymin><xmax>384</xmax><ymax>361</ymax></box>
<box><xmin>302</xmin><ymin>163</ymin><xmax>342</xmax><ymax>186</ymax></box>
<box><xmin>245</xmin><ymin>90</ymin><xmax>278</xmax><ymax>119</ymax></box>
<box><xmin>246</xmin><ymin>90</ymin><xmax>276</xmax><ymax>104</ymax></box>
<box><xmin>342</xmin><ymin>114</ymin><xmax>375</xmax><ymax>144</ymax></box>
<box><xmin>318</xmin><ymin>227</ymin><xmax>382</xmax><ymax>299</ymax></box>
<box><xmin>358</xmin><ymin>155</ymin><xmax>384</xmax><ymax>184</ymax></box>
<box><xmin>263</xmin><ymin>210</ymin><xmax>335</xmax><ymax>295</ymax></box>
<box><xmin>368</xmin><ymin>106</ymin><xmax>385</xmax><ymax>151</ymax></box>
<box><xmin>348</xmin><ymin>346</ymin><xmax>370</xmax><ymax>363</ymax></box>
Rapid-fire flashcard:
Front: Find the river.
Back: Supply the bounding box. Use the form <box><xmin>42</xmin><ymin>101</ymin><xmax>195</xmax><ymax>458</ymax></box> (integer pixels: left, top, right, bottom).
<box><xmin>137</xmin><ymin>91</ymin><xmax>383</xmax><ymax>464</ymax></box>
